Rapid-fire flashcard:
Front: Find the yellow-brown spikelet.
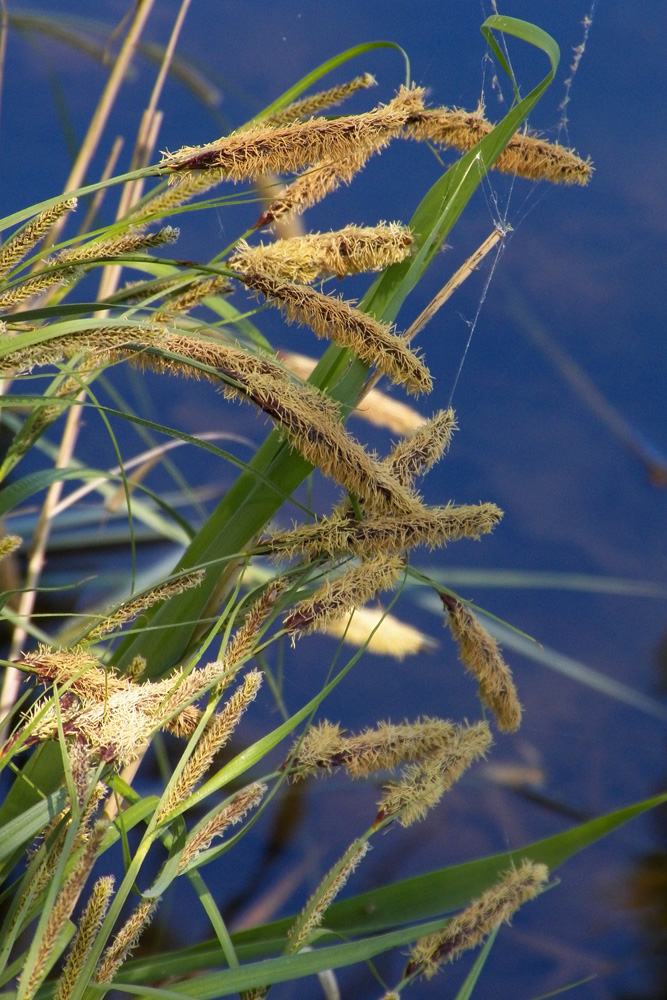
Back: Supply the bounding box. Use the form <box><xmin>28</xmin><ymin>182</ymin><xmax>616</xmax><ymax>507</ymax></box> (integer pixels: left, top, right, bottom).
<box><xmin>405</xmin><ymin>106</ymin><xmax>593</xmax><ymax>185</ymax></box>
<box><xmin>23</xmin><ymin>821</ymin><xmax>108</xmax><ymax>999</ymax></box>
<box><xmin>134</xmin><ymin>170</ymin><xmax>226</xmax><ymax>223</ymax></box>
<box><xmin>283</xmin><ymin>555</ymin><xmax>404</xmax><ymax>637</ymax></box>
<box><xmin>376</xmin><ymin>721</ymin><xmax>492</xmax><ymax>827</ymax></box>
<box><xmin>12</xmin><ymin>646</ymin><xmax>202</xmax><ymax>763</ymax></box>
<box><xmin>254</xmin><ymin>153</ymin><xmax>369</xmax><ymax>228</ymax></box>
<box><xmin>54</xmin><ymin>875</ymin><xmax>114</xmax><ymax>1000</ymax></box>
<box><xmin>0</xmin><ymin>266</ymin><xmax>81</xmax><ymax>312</ymax></box>
<box><xmin>289</xmin><ymin>716</ymin><xmax>460</xmax><ymax>780</ymax></box>
<box><xmin>0</xmin><ymin>198</ymin><xmax>77</xmax><ymax>279</ymax></box>
<box><xmin>154</xmin><ymin>273</ymin><xmax>232</xmax><ymax>318</ymax></box>
<box><xmin>86</xmin><ymin>569</ymin><xmax>206</xmax><ymax>641</ymax></box>
<box><xmin>405</xmin><ymin>860</ymin><xmax>549</xmax><ymax>979</ymax></box>
<box><xmin>278</xmin><ymin>350</ymin><xmax>428</xmax><ymax>434</ymax></box>
<box><xmin>231</xmin><ymin>223</ymin><xmax>413</xmax><ymax>284</ymax></box>
<box><xmin>324</xmin><ymin>606</ymin><xmax>437</xmax><ymax>659</ymax></box>
<box><xmin>93</xmin><ymin>896</ymin><xmax>160</xmax><ymax>984</ymax></box>
<box><xmin>441</xmin><ymin>594</ymin><xmax>522</xmax><ymax>732</ymax></box>
<box><xmin>383</xmin><ymin>408</ymin><xmax>457</xmax><ymax>486</ymax></box>
<box><xmin>53</xmin><ymin>226</ymin><xmax>179</xmax><ymax>265</ymax></box>
<box><xmin>242</xmin><ymin>274</ymin><xmax>432</xmax><ymax>397</ymax></box>
<box><xmin>0</xmin><ymin>534</ymin><xmax>21</xmax><ymax>561</ymax></box>
<box><xmin>267</xmin><ymin>502</ymin><xmax>503</xmax><ymax>561</ymax></box>
<box><xmin>162</xmin><ymin>85</ymin><xmax>425</xmax><ymax>179</ymax></box>
<box><xmin>286</xmin><ymin>840</ymin><xmax>370</xmax><ymax>952</ymax></box>
<box><xmin>223</xmin><ymin>578</ymin><xmax>288</xmax><ymax>675</ymax></box>
<box><xmin>251</xmin><ymin>73</ymin><xmax>377</xmax><ymax>129</ymax></box>
<box><xmin>226</xmin><ymin>376</ymin><xmax>422</xmax><ymax>515</ymax></box>
<box><xmin>177</xmin><ymin>782</ymin><xmax>267</xmax><ymax>872</ymax></box>
<box><xmin>0</xmin><ymin>324</ymin><xmax>160</xmax><ymax>375</ymax></box>
<box><xmin>158</xmin><ymin>670</ymin><xmax>263</xmax><ymax>819</ymax></box>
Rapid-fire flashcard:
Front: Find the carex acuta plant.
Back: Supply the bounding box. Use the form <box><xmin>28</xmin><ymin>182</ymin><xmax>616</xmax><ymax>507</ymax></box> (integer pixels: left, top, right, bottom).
<box><xmin>0</xmin><ymin>9</ymin><xmax>597</xmax><ymax>1000</ymax></box>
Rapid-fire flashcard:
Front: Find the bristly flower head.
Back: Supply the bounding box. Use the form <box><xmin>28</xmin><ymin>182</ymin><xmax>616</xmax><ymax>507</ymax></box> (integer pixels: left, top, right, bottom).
<box><xmin>230</xmin><ymin>223</ymin><xmax>413</xmax><ymax>284</ymax></box>
<box><xmin>405</xmin><ymin>860</ymin><xmax>549</xmax><ymax>979</ymax></box>
<box><xmin>441</xmin><ymin>594</ymin><xmax>522</xmax><ymax>732</ymax></box>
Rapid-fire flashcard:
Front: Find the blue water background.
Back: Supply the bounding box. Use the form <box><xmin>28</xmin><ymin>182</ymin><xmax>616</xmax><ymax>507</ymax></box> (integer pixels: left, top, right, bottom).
<box><xmin>2</xmin><ymin>2</ymin><xmax>667</xmax><ymax>997</ymax></box>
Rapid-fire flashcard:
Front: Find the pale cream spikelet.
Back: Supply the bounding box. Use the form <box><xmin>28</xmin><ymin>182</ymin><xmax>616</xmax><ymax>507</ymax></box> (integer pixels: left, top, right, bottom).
<box><xmin>53</xmin><ymin>227</ymin><xmax>179</xmax><ymax>265</ymax></box>
<box><xmin>0</xmin><ymin>534</ymin><xmax>21</xmax><ymax>561</ymax></box>
<box><xmin>161</xmin><ymin>85</ymin><xmax>425</xmax><ymax>179</ymax></box>
<box><xmin>86</xmin><ymin>569</ymin><xmax>206</xmax><ymax>640</ymax></box>
<box><xmin>223</xmin><ymin>577</ymin><xmax>288</xmax><ymax>675</ymax></box>
<box><xmin>54</xmin><ymin>876</ymin><xmax>115</xmax><ymax>1000</ymax></box>
<box><xmin>255</xmin><ymin>152</ymin><xmax>369</xmax><ymax>228</ymax></box>
<box><xmin>289</xmin><ymin>717</ymin><xmax>460</xmax><ymax>780</ymax></box>
<box><xmin>158</xmin><ymin>670</ymin><xmax>263</xmax><ymax>819</ymax></box>
<box><xmin>241</xmin><ymin>274</ymin><xmax>432</xmax><ymax>397</ymax></box>
<box><xmin>0</xmin><ymin>198</ymin><xmax>77</xmax><ymax>279</ymax></box>
<box><xmin>252</xmin><ymin>73</ymin><xmax>377</xmax><ymax>129</ymax></box>
<box><xmin>279</xmin><ymin>350</ymin><xmax>428</xmax><ymax>434</ymax></box>
<box><xmin>154</xmin><ymin>274</ymin><xmax>232</xmax><ymax>319</ymax></box>
<box><xmin>441</xmin><ymin>594</ymin><xmax>522</xmax><ymax>732</ymax></box>
<box><xmin>383</xmin><ymin>408</ymin><xmax>457</xmax><ymax>486</ymax></box>
<box><xmin>405</xmin><ymin>106</ymin><xmax>593</xmax><ymax>185</ymax></box>
<box><xmin>267</xmin><ymin>502</ymin><xmax>503</xmax><ymax>561</ymax></box>
<box><xmin>286</xmin><ymin>840</ymin><xmax>370</xmax><ymax>953</ymax></box>
<box><xmin>12</xmin><ymin>645</ymin><xmax>204</xmax><ymax>763</ymax></box>
<box><xmin>93</xmin><ymin>897</ymin><xmax>160</xmax><ymax>984</ymax></box>
<box><xmin>230</xmin><ymin>223</ymin><xmax>413</xmax><ymax>284</ymax></box>
<box><xmin>23</xmin><ymin>821</ymin><xmax>108</xmax><ymax>999</ymax></box>
<box><xmin>405</xmin><ymin>860</ymin><xmax>549</xmax><ymax>979</ymax></box>
<box><xmin>177</xmin><ymin>782</ymin><xmax>267</xmax><ymax>872</ymax></box>
<box><xmin>375</xmin><ymin>721</ymin><xmax>492</xmax><ymax>827</ymax></box>
<box><xmin>283</xmin><ymin>554</ymin><xmax>404</xmax><ymax>637</ymax></box>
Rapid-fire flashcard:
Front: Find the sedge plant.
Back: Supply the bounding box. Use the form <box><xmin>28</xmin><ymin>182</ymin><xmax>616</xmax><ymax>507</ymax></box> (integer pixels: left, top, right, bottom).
<box><xmin>0</xmin><ymin>8</ymin><xmax>661</xmax><ymax>1000</ymax></box>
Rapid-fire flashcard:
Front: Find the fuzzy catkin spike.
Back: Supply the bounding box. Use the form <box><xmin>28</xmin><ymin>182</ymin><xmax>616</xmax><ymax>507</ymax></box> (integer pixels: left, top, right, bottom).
<box><xmin>279</xmin><ymin>350</ymin><xmax>428</xmax><ymax>434</ymax></box>
<box><xmin>154</xmin><ymin>274</ymin><xmax>232</xmax><ymax>319</ymax></box>
<box><xmin>93</xmin><ymin>897</ymin><xmax>160</xmax><ymax>984</ymax></box>
<box><xmin>0</xmin><ymin>534</ymin><xmax>22</xmax><ymax>561</ymax></box>
<box><xmin>376</xmin><ymin>721</ymin><xmax>492</xmax><ymax>827</ymax></box>
<box><xmin>230</xmin><ymin>223</ymin><xmax>413</xmax><ymax>284</ymax></box>
<box><xmin>251</xmin><ymin>73</ymin><xmax>377</xmax><ymax>129</ymax></box>
<box><xmin>383</xmin><ymin>408</ymin><xmax>457</xmax><ymax>486</ymax></box>
<box><xmin>255</xmin><ymin>153</ymin><xmax>368</xmax><ymax>228</ymax></box>
<box><xmin>441</xmin><ymin>594</ymin><xmax>522</xmax><ymax>732</ymax></box>
<box><xmin>87</xmin><ymin>569</ymin><xmax>205</xmax><ymax>640</ymax></box>
<box><xmin>162</xmin><ymin>85</ymin><xmax>425</xmax><ymax>179</ymax></box>
<box><xmin>53</xmin><ymin>227</ymin><xmax>179</xmax><ymax>265</ymax></box>
<box><xmin>0</xmin><ymin>198</ymin><xmax>77</xmax><ymax>279</ymax></box>
<box><xmin>284</xmin><ymin>555</ymin><xmax>404</xmax><ymax>637</ymax></box>
<box><xmin>405</xmin><ymin>106</ymin><xmax>593</xmax><ymax>185</ymax></box>
<box><xmin>0</xmin><ymin>266</ymin><xmax>81</xmax><ymax>312</ymax></box>
<box><xmin>289</xmin><ymin>716</ymin><xmax>461</xmax><ymax>780</ymax></box>
<box><xmin>405</xmin><ymin>860</ymin><xmax>549</xmax><ymax>979</ymax></box>
<box><xmin>177</xmin><ymin>782</ymin><xmax>267</xmax><ymax>871</ymax></box>
<box><xmin>158</xmin><ymin>671</ymin><xmax>263</xmax><ymax>819</ymax></box>
<box><xmin>286</xmin><ymin>841</ymin><xmax>370</xmax><ymax>952</ymax></box>
<box><xmin>267</xmin><ymin>502</ymin><xmax>503</xmax><ymax>561</ymax></box>
<box><xmin>241</xmin><ymin>273</ymin><xmax>431</xmax><ymax>397</ymax></box>
<box><xmin>223</xmin><ymin>578</ymin><xmax>288</xmax><ymax>675</ymax></box>
<box><xmin>23</xmin><ymin>821</ymin><xmax>108</xmax><ymax>999</ymax></box>
<box><xmin>54</xmin><ymin>876</ymin><xmax>114</xmax><ymax>1000</ymax></box>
